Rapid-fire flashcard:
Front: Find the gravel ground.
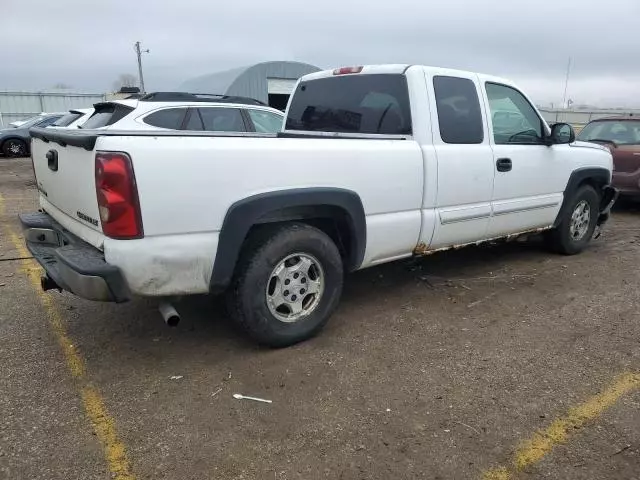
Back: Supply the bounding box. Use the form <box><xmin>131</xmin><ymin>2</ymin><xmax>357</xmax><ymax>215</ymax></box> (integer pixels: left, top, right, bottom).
<box><xmin>1</xmin><ymin>156</ymin><xmax>639</xmax><ymax>479</ymax></box>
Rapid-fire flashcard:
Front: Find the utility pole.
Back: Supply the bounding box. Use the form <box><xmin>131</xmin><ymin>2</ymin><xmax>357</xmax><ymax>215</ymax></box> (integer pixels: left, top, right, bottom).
<box><xmin>134</xmin><ymin>41</ymin><xmax>150</xmax><ymax>93</ymax></box>
<box><xmin>561</xmin><ymin>57</ymin><xmax>572</xmax><ymax>110</ymax></box>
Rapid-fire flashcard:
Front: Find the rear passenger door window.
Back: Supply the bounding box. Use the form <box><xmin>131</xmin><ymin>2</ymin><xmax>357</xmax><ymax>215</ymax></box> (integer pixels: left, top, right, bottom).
<box><xmin>433</xmin><ymin>76</ymin><xmax>484</xmax><ymax>144</ymax></box>
<box><xmin>143</xmin><ymin>108</ymin><xmax>187</xmax><ymax>129</ymax></box>
<box><xmin>485</xmin><ymin>83</ymin><xmax>543</xmax><ymax>144</ymax></box>
<box><xmin>184</xmin><ymin>109</ymin><xmax>204</xmax><ymax>130</ymax></box>
<box><xmin>199</xmin><ymin>108</ymin><xmax>246</xmax><ymax>132</ymax></box>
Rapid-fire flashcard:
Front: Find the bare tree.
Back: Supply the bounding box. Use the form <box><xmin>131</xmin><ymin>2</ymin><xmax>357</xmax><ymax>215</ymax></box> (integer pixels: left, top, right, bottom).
<box><xmin>112</xmin><ymin>73</ymin><xmax>138</xmax><ymax>91</ymax></box>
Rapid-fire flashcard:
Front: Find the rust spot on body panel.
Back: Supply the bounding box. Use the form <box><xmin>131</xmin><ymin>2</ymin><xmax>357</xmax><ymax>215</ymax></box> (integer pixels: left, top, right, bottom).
<box><xmin>412</xmin><ymin>227</ymin><xmax>553</xmax><ymax>257</ymax></box>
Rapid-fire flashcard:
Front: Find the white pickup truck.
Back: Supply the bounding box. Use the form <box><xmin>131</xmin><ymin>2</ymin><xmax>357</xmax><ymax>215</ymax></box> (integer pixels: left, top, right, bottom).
<box><xmin>23</xmin><ymin>64</ymin><xmax>617</xmax><ymax>347</ymax></box>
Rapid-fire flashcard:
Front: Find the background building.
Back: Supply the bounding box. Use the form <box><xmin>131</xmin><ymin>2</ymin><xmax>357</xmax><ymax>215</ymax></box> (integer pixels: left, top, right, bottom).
<box><xmin>0</xmin><ymin>91</ymin><xmax>105</xmax><ymax>127</ymax></box>
<box><xmin>179</xmin><ymin>61</ymin><xmax>321</xmax><ymax>110</ymax></box>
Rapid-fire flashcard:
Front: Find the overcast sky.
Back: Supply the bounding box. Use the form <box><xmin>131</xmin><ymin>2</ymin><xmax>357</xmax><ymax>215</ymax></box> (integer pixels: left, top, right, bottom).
<box><xmin>3</xmin><ymin>0</ymin><xmax>639</xmax><ymax>107</ymax></box>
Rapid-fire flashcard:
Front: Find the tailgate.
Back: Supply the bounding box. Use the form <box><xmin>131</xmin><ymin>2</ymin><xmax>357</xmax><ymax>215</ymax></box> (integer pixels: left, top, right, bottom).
<box><xmin>30</xmin><ymin>128</ymin><xmax>103</xmax><ymax>246</ymax></box>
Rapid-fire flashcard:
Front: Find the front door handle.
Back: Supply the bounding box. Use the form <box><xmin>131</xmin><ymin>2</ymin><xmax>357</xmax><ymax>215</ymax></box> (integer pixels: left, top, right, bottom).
<box><xmin>496</xmin><ymin>158</ymin><xmax>512</xmax><ymax>172</ymax></box>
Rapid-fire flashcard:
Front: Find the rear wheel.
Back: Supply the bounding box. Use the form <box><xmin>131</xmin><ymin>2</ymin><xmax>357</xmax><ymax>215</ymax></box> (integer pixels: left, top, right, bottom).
<box><xmin>227</xmin><ymin>223</ymin><xmax>344</xmax><ymax>347</ymax></box>
<box><xmin>546</xmin><ymin>185</ymin><xmax>599</xmax><ymax>255</ymax></box>
<box><xmin>2</xmin><ymin>139</ymin><xmax>27</xmax><ymax>158</ymax></box>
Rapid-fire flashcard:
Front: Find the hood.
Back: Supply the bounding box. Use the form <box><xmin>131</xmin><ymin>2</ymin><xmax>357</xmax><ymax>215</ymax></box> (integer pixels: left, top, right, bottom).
<box><xmin>571</xmin><ymin>140</ymin><xmax>611</xmax><ymax>153</ymax></box>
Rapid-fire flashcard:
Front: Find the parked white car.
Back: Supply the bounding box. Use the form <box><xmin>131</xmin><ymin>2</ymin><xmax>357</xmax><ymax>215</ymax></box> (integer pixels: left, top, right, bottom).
<box><xmin>50</xmin><ymin>108</ymin><xmax>94</xmax><ymax>129</ymax></box>
<box><xmin>79</xmin><ymin>92</ymin><xmax>284</xmax><ymax>133</ymax></box>
<box><xmin>23</xmin><ymin>65</ymin><xmax>617</xmax><ymax>347</ymax></box>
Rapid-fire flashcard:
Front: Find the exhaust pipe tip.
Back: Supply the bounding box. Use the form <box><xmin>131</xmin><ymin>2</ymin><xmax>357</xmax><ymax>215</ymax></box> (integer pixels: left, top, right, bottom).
<box><xmin>166</xmin><ymin>314</ymin><xmax>180</xmax><ymax>327</ymax></box>
<box><xmin>41</xmin><ymin>275</ymin><xmax>59</xmax><ymax>292</ymax></box>
<box><xmin>159</xmin><ymin>302</ymin><xmax>180</xmax><ymax>327</ymax></box>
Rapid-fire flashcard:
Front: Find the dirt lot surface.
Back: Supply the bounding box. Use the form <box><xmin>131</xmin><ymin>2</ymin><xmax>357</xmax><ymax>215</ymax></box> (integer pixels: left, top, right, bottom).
<box><xmin>1</xmin><ymin>156</ymin><xmax>640</xmax><ymax>480</ymax></box>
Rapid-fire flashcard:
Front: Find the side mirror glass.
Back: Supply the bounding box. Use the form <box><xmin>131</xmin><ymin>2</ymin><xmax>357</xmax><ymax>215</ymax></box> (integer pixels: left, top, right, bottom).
<box><xmin>549</xmin><ymin>122</ymin><xmax>575</xmax><ymax>145</ymax></box>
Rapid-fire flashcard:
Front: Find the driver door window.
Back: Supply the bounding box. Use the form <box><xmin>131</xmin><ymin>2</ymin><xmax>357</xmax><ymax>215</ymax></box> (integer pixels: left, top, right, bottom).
<box><xmin>486</xmin><ymin>83</ymin><xmax>543</xmax><ymax>145</ymax></box>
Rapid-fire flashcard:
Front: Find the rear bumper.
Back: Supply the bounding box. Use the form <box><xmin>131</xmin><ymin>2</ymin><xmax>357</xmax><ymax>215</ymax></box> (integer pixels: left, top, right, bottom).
<box><xmin>19</xmin><ymin>212</ymin><xmax>131</xmax><ymax>303</ymax></box>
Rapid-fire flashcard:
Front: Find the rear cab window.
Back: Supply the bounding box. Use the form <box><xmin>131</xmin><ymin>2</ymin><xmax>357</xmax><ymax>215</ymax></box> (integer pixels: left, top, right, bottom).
<box><xmin>81</xmin><ymin>102</ymin><xmax>135</xmax><ymax>129</ymax></box>
<box><xmin>285</xmin><ymin>74</ymin><xmax>412</xmax><ymax>135</ymax></box>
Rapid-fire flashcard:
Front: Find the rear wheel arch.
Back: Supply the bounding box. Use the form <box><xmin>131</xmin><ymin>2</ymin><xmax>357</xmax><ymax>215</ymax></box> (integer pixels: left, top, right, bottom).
<box><xmin>210</xmin><ymin>188</ymin><xmax>366</xmax><ymax>292</ymax></box>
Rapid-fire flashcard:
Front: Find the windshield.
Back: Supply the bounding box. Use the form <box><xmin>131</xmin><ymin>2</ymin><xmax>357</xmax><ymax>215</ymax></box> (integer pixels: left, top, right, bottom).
<box><xmin>578</xmin><ymin>120</ymin><xmax>640</xmax><ymax>145</ymax></box>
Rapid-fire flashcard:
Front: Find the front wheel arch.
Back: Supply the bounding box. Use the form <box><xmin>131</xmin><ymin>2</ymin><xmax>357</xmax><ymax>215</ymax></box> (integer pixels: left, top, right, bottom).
<box><xmin>554</xmin><ymin>167</ymin><xmax>609</xmax><ymax>228</ymax></box>
<box><xmin>546</xmin><ymin>184</ymin><xmax>599</xmax><ymax>255</ymax></box>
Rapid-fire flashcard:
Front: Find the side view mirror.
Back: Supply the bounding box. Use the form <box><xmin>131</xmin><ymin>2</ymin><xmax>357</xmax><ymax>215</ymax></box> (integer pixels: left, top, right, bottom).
<box><xmin>548</xmin><ymin>122</ymin><xmax>575</xmax><ymax>145</ymax></box>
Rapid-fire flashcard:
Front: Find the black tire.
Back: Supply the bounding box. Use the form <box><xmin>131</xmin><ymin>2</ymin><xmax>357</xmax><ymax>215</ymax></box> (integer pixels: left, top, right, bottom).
<box><xmin>227</xmin><ymin>223</ymin><xmax>344</xmax><ymax>347</ymax></box>
<box><xmin>546</xmin><ymin>185</ymin><xmax>599</xmax><ymax>255</ymax></box>
<box><xmin>2</xmin><ymin>139</ymin><xmax>28</xmax><ymax>158</ymax></box>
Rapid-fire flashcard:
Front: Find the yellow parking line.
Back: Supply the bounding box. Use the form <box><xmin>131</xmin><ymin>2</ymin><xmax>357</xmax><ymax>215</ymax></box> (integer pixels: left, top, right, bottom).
<box><xmin>483</xmin><ymin>372</ymin><xmax>640</xmax><ymax>479</ymax></box>
<box><xmin>0</xmin><ymin>193</ymin><xmax>135</xmax><ymax>480</ymax></box>
<box><xmin>9</xmin><ymin>231</ymin><xmax>86</xmax><ymax>377</ymax></box>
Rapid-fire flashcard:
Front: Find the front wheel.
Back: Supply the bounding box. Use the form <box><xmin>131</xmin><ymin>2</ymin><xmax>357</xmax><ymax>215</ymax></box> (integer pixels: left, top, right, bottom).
<box><xmin>546</xmin><ymin>185</ymin><xmax>599</xmax><ymax>255</ymax></box>
<box><xmin>227</xmin><ymin>223</ymin><xmax>344</xmax><ymax>347</ymax></box>
<box><xmin>2</xmin><ymin>139</ymin><xmax>27</xmax><ymax>158</ymax></box>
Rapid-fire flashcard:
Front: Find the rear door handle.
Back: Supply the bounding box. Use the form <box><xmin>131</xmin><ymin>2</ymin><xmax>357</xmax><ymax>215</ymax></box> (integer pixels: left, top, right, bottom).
<box><xmin>496</xmin><ymin>158</ymin><xmax>512</xmax><ymax>172</ymax></box>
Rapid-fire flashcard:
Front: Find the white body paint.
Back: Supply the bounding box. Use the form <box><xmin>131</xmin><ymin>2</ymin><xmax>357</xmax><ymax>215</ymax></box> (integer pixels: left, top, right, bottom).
<box><xmin>30</xmin><ymin>65</ymin><xmax>613</xmax><ymax>297</ymax></box>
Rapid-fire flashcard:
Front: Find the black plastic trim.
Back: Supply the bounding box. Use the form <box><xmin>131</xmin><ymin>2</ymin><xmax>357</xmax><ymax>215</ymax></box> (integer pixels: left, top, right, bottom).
<box><xmin>138</xmin><ymin>92</ymin><xmax>266</xmax><ymax>106</ymax></box>
<box><xmin>277</xmin><ymin>132</ymin><xmax>409</xmax><ymax>140</ymax></box>
<box><xmin>19</xmin><ymin>212</ymin><xmax>131</xmax><ymax>302</ymax></box>
<box><xmin>240</xmin><ymin>109</ymin><xmax>255</xmax><ymax>132</ymax></box>
<box><xmin>30</xmin><ymin>127</ymin><xmax>404</xmax><ymax>150</ymax></box>
<box><xmin>30</xmin><ymin>127</ymin><xmax>98</xmax><ymax>150</ymax></box>
<box><xmin>553</xmin><ymin>167</ymin><xmax>612</xmax><ymax>227</ymax></box>
<box><xmin>210</xmin><ymin>188</ymin><xmax>366</xmax><ymax>292</ymax></box>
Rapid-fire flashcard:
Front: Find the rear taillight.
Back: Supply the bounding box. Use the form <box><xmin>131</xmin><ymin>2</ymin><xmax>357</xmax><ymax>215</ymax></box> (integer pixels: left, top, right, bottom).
<box><xmin>94</xmin><ymin>152</ymin><xmax>143</xmax><ymax>239</ymax></box>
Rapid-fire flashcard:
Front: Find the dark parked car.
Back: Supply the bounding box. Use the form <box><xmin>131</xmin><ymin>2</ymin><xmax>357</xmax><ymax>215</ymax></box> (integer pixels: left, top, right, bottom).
<box><xmin>577</xmin><ymin>117</ymin><xmax>640</xmax><ymax>198</ymax></box>
<box><xmin>0</xmin><ymin>114</ymin><xmax>63</xmax><ymax>157</ymax></box>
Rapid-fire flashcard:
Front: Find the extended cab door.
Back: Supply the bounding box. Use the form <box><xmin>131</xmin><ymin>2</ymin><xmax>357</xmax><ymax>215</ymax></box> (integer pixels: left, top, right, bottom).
<box><xmin>422</xmin><ymin>69</ymin><xmax>495</xmax><ymax>249</ymax></box>
<box><xmin>480</xmin><ymin>80</ymin><xmax>568</xmax><ymax>237</ymax></box>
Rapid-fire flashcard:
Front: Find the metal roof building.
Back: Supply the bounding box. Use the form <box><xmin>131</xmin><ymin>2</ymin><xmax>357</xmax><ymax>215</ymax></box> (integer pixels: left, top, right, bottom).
<box><xmin>178</xmin><ymin>61</ymin><xmax>321</xmax><ymax>110</ymax></box>
<box><xmin>0</xmin><ymin>91</ymin><xmax>105</xmax><ymax>127</ymax></box>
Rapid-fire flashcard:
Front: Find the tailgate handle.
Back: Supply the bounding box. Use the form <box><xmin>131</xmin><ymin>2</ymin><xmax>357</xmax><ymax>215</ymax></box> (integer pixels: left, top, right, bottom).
<box><xmin>46</xmin><ymin>150</ymin><xmax>58</xmax><ymax>172</ymax></box>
